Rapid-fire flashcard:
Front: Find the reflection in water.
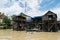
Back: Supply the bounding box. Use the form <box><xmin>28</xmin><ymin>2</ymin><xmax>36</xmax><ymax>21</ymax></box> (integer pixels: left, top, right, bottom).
<box><xmin>0</xmin><ymin>29</ymin><xmax>59</xmax><ymax>40</ymax></box>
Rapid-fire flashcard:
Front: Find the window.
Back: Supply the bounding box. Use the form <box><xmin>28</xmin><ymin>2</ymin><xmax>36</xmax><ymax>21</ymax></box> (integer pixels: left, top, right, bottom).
<box><xmin>48</xmin><ymin>15</ymin><xmax>53</xmax><ymax>20</ymax></box>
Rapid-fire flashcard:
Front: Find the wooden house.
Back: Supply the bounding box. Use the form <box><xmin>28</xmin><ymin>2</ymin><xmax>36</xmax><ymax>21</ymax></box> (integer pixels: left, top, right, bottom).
<box><xmin>42</xmin><ymin>11</ymin><xmax>58</xmax><ymax>32</ymax></box>
<box><xmin>42</xmin><ymin>11</ymin><xmax>57</xmax><ymax>21</ymax></box>
<box><xmin>12</xmin><ymin>11</ymin><xmax>59</xmax><ymax>32</ymax></box>
<box><xmin>13</xmin><ymin>13</ymin><xmax>32</xmax><ymax>31</ymax></box>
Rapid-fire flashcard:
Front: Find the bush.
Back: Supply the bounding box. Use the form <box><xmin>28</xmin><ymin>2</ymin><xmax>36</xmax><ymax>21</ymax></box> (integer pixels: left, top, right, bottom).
<box><xmin>3</xmin><ymin>17</ymin><xmax>11</xmax><ymax>29</ymax></box>
<box><xmin>3</xmin><ymin>25</ymin><xmax>11</xmax><ymax>29</ymax></box>
<box><xmin>3</xmin><ymin>26</ymin><xmax>6</xmax><ymax>29</ymax></box>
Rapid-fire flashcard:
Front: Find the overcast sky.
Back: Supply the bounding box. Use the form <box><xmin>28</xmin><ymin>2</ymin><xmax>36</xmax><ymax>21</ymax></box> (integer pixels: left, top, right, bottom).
<box><xmin>0</xmin><ymin>0</ymin><xmax>60</xmax><ymax>20</ymax></box>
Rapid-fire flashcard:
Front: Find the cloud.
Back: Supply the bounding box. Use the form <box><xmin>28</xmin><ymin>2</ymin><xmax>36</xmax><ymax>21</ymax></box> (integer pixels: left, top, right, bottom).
<box><xmin>0</xmin><ymin>2</ymin><xmax>24</xmax><ymax>16</ymax></box>
<box><xmin>0</xmin><ymin>0</ymin><xmax>14</xmax><ymax>8</ymax></box>
<box><xmin>49</xmin><ymin>3</ymin><xmax>60</xmax><ymax>20</ymax></box>
<box><xmin>23</xmin><ymin>0</ymin><xmax>43</xmax><ymax>17</ymax></box>
<box><xmin>0</xmin><ymin>0</ymin><xmax>46</xmax><ymax>17</ymax></box>
<box><xmin>38</xmin><ymin>0</ymin><xmax>60</xmax><ymax>11</ymax></box>
<box><xmin>0</xmin><ymin>0</ymin><xmax>60</xmax><ymax>20</ymax></box>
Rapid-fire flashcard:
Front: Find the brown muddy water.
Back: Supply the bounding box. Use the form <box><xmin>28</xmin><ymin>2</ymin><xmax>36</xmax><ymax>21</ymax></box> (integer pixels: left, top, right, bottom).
<box><xmin>0</xmin><ymin>29</ymin><xmax>60</xmax><ymax>40</ymax></box>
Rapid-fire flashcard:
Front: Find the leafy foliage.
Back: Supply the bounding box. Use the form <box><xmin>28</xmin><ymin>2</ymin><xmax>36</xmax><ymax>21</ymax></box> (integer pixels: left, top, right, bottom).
<box><xmin>3</xmin><ymin>17</ymin><xmax>11</xmax><ymax>24</ymax></box>
<box><xmin>3</xmin><ymin>17</ymin><xmax>11</xmax><ymax>29</ymax></box>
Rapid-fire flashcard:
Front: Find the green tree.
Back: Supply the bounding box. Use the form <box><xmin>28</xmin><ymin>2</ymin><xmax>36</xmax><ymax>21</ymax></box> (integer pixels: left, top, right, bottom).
<box><xmin>3</xmin><ymin>17</ymin><xmax>11</xmax><ymax>29</ymax></box>
<box><xmin>3</xmin><ymin>17</ymin><xmax>11</xmax><ymax>24</ymax></box>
